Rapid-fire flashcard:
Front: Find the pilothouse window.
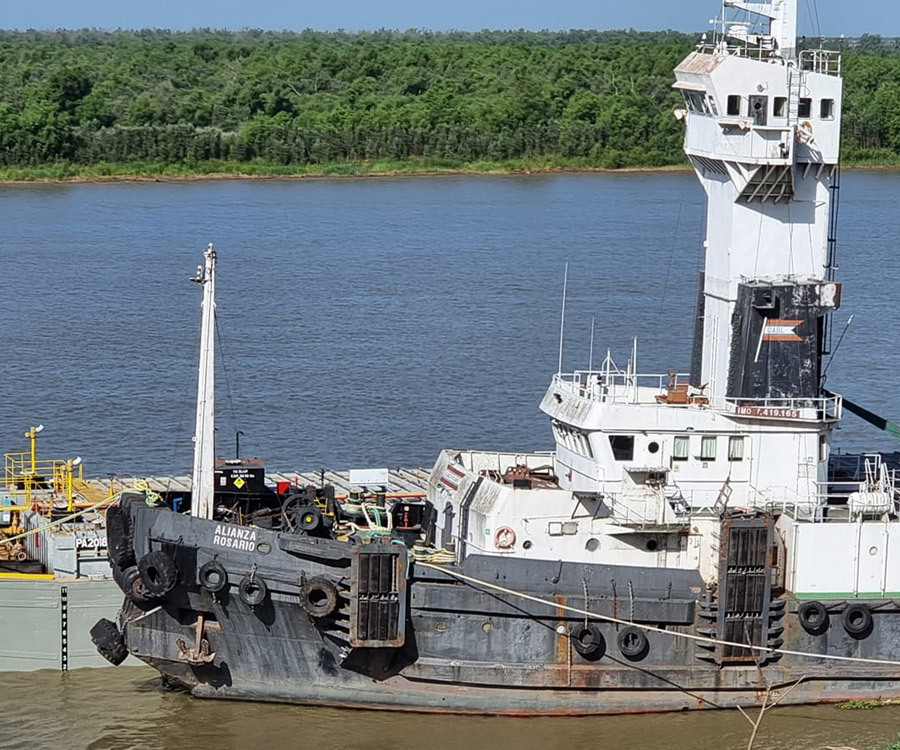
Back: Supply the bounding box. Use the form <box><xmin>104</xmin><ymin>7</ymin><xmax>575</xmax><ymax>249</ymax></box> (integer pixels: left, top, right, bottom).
<box><xmin>609</xmin><ymin>435</ymin><xmax>635</xmax><ymax>462</ymax></box>
<box><xmin>727</xmin><ymin>95</ymin><xmax>741</xmax><ymax>116</ymax></box>
<box><xmin>774</xmin><ymin>97</ymin><xmax>787</xmax><ymax>118</ymax></box>
<box><xmin>821</xmin><ymin>98</ymin><xmax>835</xmax><ymax>120</ymax></box>
<box><xmin>728</xmin><ymin>436</ymin><xmax>745</xmax><ymax>462</ymax></box>
<box><xmin>700</xmin><ymin>436</ymin><xmax>717</xmax><ymax>461</ymax></box>
<box><xmin>683</xmin><ymin>91</ymin><xmax>710</xmax><ymax>116</ymax></box>
<box><xmin>798</xmin><ymin>98</ymin><xmax>812</xmax><ymax>118</ymax></box>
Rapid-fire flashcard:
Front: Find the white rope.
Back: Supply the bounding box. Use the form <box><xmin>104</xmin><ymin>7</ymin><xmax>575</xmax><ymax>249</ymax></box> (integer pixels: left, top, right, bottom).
<box><xmin>417</xmin><ymin>561</ymin><xmax>900</xmax><ymax>668</ymax></box>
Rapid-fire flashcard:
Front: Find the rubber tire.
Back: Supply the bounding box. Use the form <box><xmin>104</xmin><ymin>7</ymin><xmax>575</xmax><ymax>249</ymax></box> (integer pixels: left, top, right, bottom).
<box><xmin>238</xmin><ymin>574</ymin><xmax>268</xmax><ymax>607</ymax></box>
<box><xmin>571</xmin><ymin>623</ymin><xmax>605</xmax><ymax>660</ymax></box>
<box><xmin>617</xmin><ymin>625</ymin><xmax>650</xmax><ymax>661</ymax></box>
<box><xmin>90</xmin><ymin>618</ymin><xmax>128</xmax><ymax>666</ymax></box>
<box><xmin>842</xmin><ymin>603</ymin><xmax>873</xmax><ymax>638</ymax></box>
<box><xmin>106</xmin><ymin>506</ymin><xmax>135</xmax><ymax>569</ymax></box>
<box><xmin>299</xmin><ymin>576</ymin><xmax>339</xmax><ymax>618</ymax></box>
<box><xmin>137</xmin><ymin>550</ymin><xmax>179</xmax><ymax>599</ymax></box>
<box><xmin>198</xmin><ymin>560</ymin><xmax>228</xmax><ymax>594</ymax></box>
<box><xmin>798</xmin><ymin>600</ymin><xmax>829</xmax><ymax>635</ymax></box>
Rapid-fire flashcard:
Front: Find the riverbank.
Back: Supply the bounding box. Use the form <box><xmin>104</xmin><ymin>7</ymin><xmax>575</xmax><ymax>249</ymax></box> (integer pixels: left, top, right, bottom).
<box><xmin>1</xmin><ymin>155</ymin><xmax>899</xmax><ymax>184</ymax></box>
<box><xmin>0</xmin><ymin>157</ymin><xmax>689</xmax><ymax>184</ymax></box>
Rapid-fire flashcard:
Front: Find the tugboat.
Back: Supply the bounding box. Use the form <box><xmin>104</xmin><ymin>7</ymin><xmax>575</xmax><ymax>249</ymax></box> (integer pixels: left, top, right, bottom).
<box><xmin>95</xmin><ymin>1</ymin><xmax>900</xmax><ymax>713</ymax></box>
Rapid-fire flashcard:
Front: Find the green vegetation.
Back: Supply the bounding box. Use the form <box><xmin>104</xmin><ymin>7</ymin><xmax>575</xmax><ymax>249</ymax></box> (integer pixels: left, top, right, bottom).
<box><xmin>0</xmin><ymin>29</ymin><xmax>900</xmax><ymax>179</ymax></box>
<box><xmin>838</xmin><ymin>698</ymin><xmax>900</xmax><ymax>710</ymax></box>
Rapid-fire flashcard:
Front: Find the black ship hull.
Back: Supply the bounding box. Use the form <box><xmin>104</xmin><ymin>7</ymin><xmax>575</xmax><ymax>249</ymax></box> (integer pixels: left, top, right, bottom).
<box><xmin>97</xmin><ymin>499</ymin><xmax>900</xmax><ymax>715</ymax></box>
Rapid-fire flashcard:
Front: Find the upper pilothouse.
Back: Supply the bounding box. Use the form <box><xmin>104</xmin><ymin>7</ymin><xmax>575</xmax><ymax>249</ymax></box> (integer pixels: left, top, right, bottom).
<box><xmin>673</xmin><ymin>0</ymin><xmax>843</xmax><ymax>403</ymax></box>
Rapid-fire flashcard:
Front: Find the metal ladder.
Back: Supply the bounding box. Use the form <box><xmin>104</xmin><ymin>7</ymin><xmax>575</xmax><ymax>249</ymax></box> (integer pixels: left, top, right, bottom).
<box><xmin>787</xmin><ymin>65</ymin><xmax>804</xmax><ymax>126</ymax></box>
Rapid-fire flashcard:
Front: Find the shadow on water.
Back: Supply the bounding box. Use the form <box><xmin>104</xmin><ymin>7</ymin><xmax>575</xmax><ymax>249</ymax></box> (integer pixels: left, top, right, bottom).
<box><xmin>0</xmin><ymin>666</ymin><xmax>899</xmax><ymax>750</ymax></box>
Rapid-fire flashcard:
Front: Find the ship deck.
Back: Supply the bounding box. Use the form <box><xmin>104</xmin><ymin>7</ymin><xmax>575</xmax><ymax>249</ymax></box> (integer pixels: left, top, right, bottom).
<box><xmin>83</xmin><ymin>466</ymin><xmax>432</xmax><ymax>499</ymax></box>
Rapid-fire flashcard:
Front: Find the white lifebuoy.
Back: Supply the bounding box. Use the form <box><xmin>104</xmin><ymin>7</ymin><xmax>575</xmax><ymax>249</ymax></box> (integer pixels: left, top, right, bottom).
<box><xmin>493</xmin><ymin>526</ymin><xmax>516</xmax><ymax>550</ymax></box>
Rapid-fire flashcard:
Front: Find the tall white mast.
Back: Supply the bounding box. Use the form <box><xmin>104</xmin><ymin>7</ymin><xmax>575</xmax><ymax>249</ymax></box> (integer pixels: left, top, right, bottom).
<box><xmin>190</xmin><ymin>244</ymin><xmax>217</xmax><ymax>520</ymax></box>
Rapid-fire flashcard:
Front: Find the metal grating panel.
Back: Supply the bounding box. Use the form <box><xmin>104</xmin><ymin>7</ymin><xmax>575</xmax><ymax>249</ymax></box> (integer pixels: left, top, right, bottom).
<box><xmin>717</xmin><ymin>517</ymin><xmax>773</xmax><ymax>663</ymax></box>
<box><xmin>349</xmin><ymin>546</ymin><xmax>407</xmax><ymax>648</ymax></box>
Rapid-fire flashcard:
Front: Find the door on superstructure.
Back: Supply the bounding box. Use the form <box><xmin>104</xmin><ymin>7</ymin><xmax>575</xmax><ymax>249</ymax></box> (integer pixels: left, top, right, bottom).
<box><xmin>749</xmin><ymin>95</ymin><xmax>768</xmax><ymax>126</ymax></box>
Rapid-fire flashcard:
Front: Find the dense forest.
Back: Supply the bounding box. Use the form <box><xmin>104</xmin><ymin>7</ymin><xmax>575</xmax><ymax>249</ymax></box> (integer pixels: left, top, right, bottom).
<box><xmin>1</xmin><ymin>29</ymin><xmax>900</xmax><ymax>177</ymax></box>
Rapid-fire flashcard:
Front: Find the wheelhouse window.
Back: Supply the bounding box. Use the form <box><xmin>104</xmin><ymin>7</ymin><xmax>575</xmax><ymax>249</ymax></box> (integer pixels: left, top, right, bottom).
<box><xmin>673</xmin><ymin>436</ymin><xmax>689</xmax><ymax>461</ymax></box>
<box><xmin>609</xmin><ymin>435</ymin><xmax>635</xmax><ymax>462</ymax></box>
<box><xmin>700</xmin><ymin>436</ymin><xmax>717</xmax><ymax>461</ymax></box>
<box><xmin>820</xmin><ymin>98</ymin><xmax>835</xmax><ymax>120</ymax></box>
<box><xmin>707</xmin><ymin>95</ymin><xmax>719</xmax><ymax>116</ymax></box>
<box><xmin>774</xmin><ymin>97</ymin><xmax>787</xmax><ymax>118</ymax></box>
<box><xmin>728</xmin><ymin>436</ymin><xmax>745</xmax><ymax>462</ymax></box>
<box><xmin>798</xmin><ymin>98</ymin><xmax>812</xmax><ymax>118</ymax></box>
<box><xmin>683</xmin><ymin>91</ymin><xmax>710</xmax><ymax>115</ymax></box>
<box><xmin>727</xmin><ymin>95</ymin><xmax>741</xmax><ymax>116</ymax></box>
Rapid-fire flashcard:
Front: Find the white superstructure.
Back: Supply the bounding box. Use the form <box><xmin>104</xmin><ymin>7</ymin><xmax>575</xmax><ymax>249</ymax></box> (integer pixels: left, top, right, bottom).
<box><xmin>431</xmin><ymin>0</ymin><xmax>900</xmax><ymax>598</ymax></box>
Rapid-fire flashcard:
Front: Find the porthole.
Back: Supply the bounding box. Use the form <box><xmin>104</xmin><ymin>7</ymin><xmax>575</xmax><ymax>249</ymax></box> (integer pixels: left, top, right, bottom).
<box><xmin>646</xmin><ymin>539</ymin><xmax>659</xmax><ymax>552</ymax></box>
<box><xmin>648</xmin><ymin>441</ymin><xmax>660</xmax><ymax>454</ymax></box>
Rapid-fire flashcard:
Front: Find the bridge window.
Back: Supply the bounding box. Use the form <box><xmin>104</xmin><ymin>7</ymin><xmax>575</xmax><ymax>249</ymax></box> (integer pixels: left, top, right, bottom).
<box><xmin>820</xmin><ymin>98</ymin><xmax>835</xmax><ymax>120</ymax></box>
<box><xmin>728</xmin><ymin>436</ymin><xmax>745</xmax><ymax>462</ymax></box>
<box><xmin>798</xmin><ymin>98</ymin><xmax>812</xmax><ymax>118</ymax></box>
<box><xmin>683</xmin><ymin>91</ymin><xmax>710</xmax><ymax>115</ymax></box>
<box><xmin>609</xmin><ymin>435</ymin><xmax>635</xmax><ymax>462</ymax></box>
<box><xmin>700</xmin><ymin>436</ymin><xmax>717</xmax><ymax>461</ymax></box>
<box><xmin>707</xmin><ymin>96</ymin><xmax>718</xmax><ymax>116</ymax></box>
<box><xmin>774</xmin><ymin>97</ymin><xmax>787</xmax><ymax>118</ymax></box>
<box><xmin>727</xmin><ymin>95</ymin><xmax>741</xmax><ymax>116</ymax></box>
<box><xmin>673</xmin><ymin>436</ymin><xmax>689</xmax><ymax>461</ymax></box>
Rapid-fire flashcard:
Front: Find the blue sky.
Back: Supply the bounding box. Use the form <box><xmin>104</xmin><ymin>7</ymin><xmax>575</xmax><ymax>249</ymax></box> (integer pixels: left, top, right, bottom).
<box><xmin>2</xmin><ymin>0</ymin><xmax>895</xmax><ymax>36</ymax></box>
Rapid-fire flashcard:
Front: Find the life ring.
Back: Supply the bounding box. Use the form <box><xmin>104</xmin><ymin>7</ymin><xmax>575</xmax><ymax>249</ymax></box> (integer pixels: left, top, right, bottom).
<box><xmin>90</xmin><ymin>618</ymin><xmax>128</xmax><ymax>666</ymax></box>
<box><xmin>798</xmin><ymin>120</ymin><xmax>814</xmax><ymax>141</ymax></box>
<box><xmin>198</xmin><ymin>560</ymin><xmax>229</xmax><ymax>594</ymax></box>
<box><xmin>797</xmin><ymin>600</ymin><xmax>829</xmax><ymax>634</ymax></box>
<box><xmin>842</xmin><ymin>602</ymin><xmax>873</xmax><ymax>638</ymax></box>
<box><xmin>238</xmin><ymin>573</ymin><xmax>268</xmax><ymax>607</ymax></box>
<box><xmin>299</xmin><ymin>576</ymin><xmax>339</xmax><ymax>618</ymax></box>
<box><xmin>493</xmin><ymin>526</ymin><xmax>516</xmax><ymax>550</ymax></box>
<box><xmin>617</xmin><ymin>625</ymin><xmax>650</xmax><ymax>660</ymax></box>
<box><xmin>571</xmin><ymin>623</ymin><xmax>605</xmax><ymax>660</ymax></box>
<box><xmin>137</xmin><ymin>550</ymin><xmax>179</xmax><ymax>598</ymax></box>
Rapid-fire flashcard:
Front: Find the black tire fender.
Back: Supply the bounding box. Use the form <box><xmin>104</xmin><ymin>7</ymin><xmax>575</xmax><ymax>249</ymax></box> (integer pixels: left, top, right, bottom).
<box><xmin>198</xmin><ymin>560</ymin><xmax>228</xmax><ymax>594</ymax></box>
<box><xmin>238</xmin><ymin>574</ymin><xmax>268</xmax><ymax>607</ymax></box>
<box><xmin>617</xmin><ymin>625</ymin><xmax>650</xmax><ymax>660</ymax></box>
<box><xmin>137</xmin><ymin>550</ymin><xmax>179</xmax><ymax>599</ymax></box>
<box><xmin>798</xmin><ymin>600</ymin><xmax>829</xmax><ymax>634</ymax></box>
<box><xmin>106</xmin><ymin>506</ymin><xmax>135</xmax><ymax>569</ymax></box>
<box><xmin>116</xmin><ymin>564</ymin><xmax>152</xmax><ymax>607</ymax></box>
<box><xmin>90</xmin><ymin>618</ymin><xmax>128</xmax><ymax>666</ymax></box>
<box><xmin>842</xmin><ymin>602</ymin><xmax>873</xmax><ymax>638</ymax></box>
<box><xmin>570</xmin><ymin>623</ymin><xmax>605</xmax><ymax>660</ymax></box>
<box><xmin>299</xmin><ymin>576</ymin><xmax>339</xmax><ymax>618</ymax></box>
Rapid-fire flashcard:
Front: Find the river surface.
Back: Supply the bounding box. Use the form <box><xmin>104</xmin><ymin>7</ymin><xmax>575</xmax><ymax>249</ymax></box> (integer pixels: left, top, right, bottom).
<box><xmin>1</xmin><ymin>171</ymin><xmax>900</xmax><ymax>748</ymax></box>
<box><xmin>1</xmin><ymin>665</ymin><xmax>900</xmax><ymax>750</ymax></box>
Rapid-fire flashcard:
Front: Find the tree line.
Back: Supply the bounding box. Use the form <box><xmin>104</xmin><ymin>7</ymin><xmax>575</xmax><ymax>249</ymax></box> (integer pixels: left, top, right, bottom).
<box><xmin>0</xmin><ymin>29</ymin><xmax>898</xmax><ymax>172</ymax></box>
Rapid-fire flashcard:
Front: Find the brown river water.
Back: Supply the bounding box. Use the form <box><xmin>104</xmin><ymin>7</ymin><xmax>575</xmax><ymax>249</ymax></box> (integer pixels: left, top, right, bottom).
<box><xmin>0</xmin><ymin>666</ymin><xmax>899</xmax><ymax>750</ymax></box>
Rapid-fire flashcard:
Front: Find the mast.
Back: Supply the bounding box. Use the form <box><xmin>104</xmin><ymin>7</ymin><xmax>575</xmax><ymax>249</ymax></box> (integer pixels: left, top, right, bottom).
<box><xmin>190</xmin><ymin>244</ymin><xmax>217</xmax><ymax>520</ymax></box>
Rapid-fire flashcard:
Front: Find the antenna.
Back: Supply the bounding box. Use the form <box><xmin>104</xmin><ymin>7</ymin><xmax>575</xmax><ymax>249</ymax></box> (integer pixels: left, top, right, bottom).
<box><xmin>588</xmin><ymin>317</ymin><xmax>596</xmax><ymax>373</ymax></box>
<box><xmin>557</xmin><ymin>262</ymin><xmax>568</xmax><ymax>375</ymax></box>
<box><xmin>821</xmin><ymin>314</ymin><xmax>854</xmax><ymax>382</ymax></box>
